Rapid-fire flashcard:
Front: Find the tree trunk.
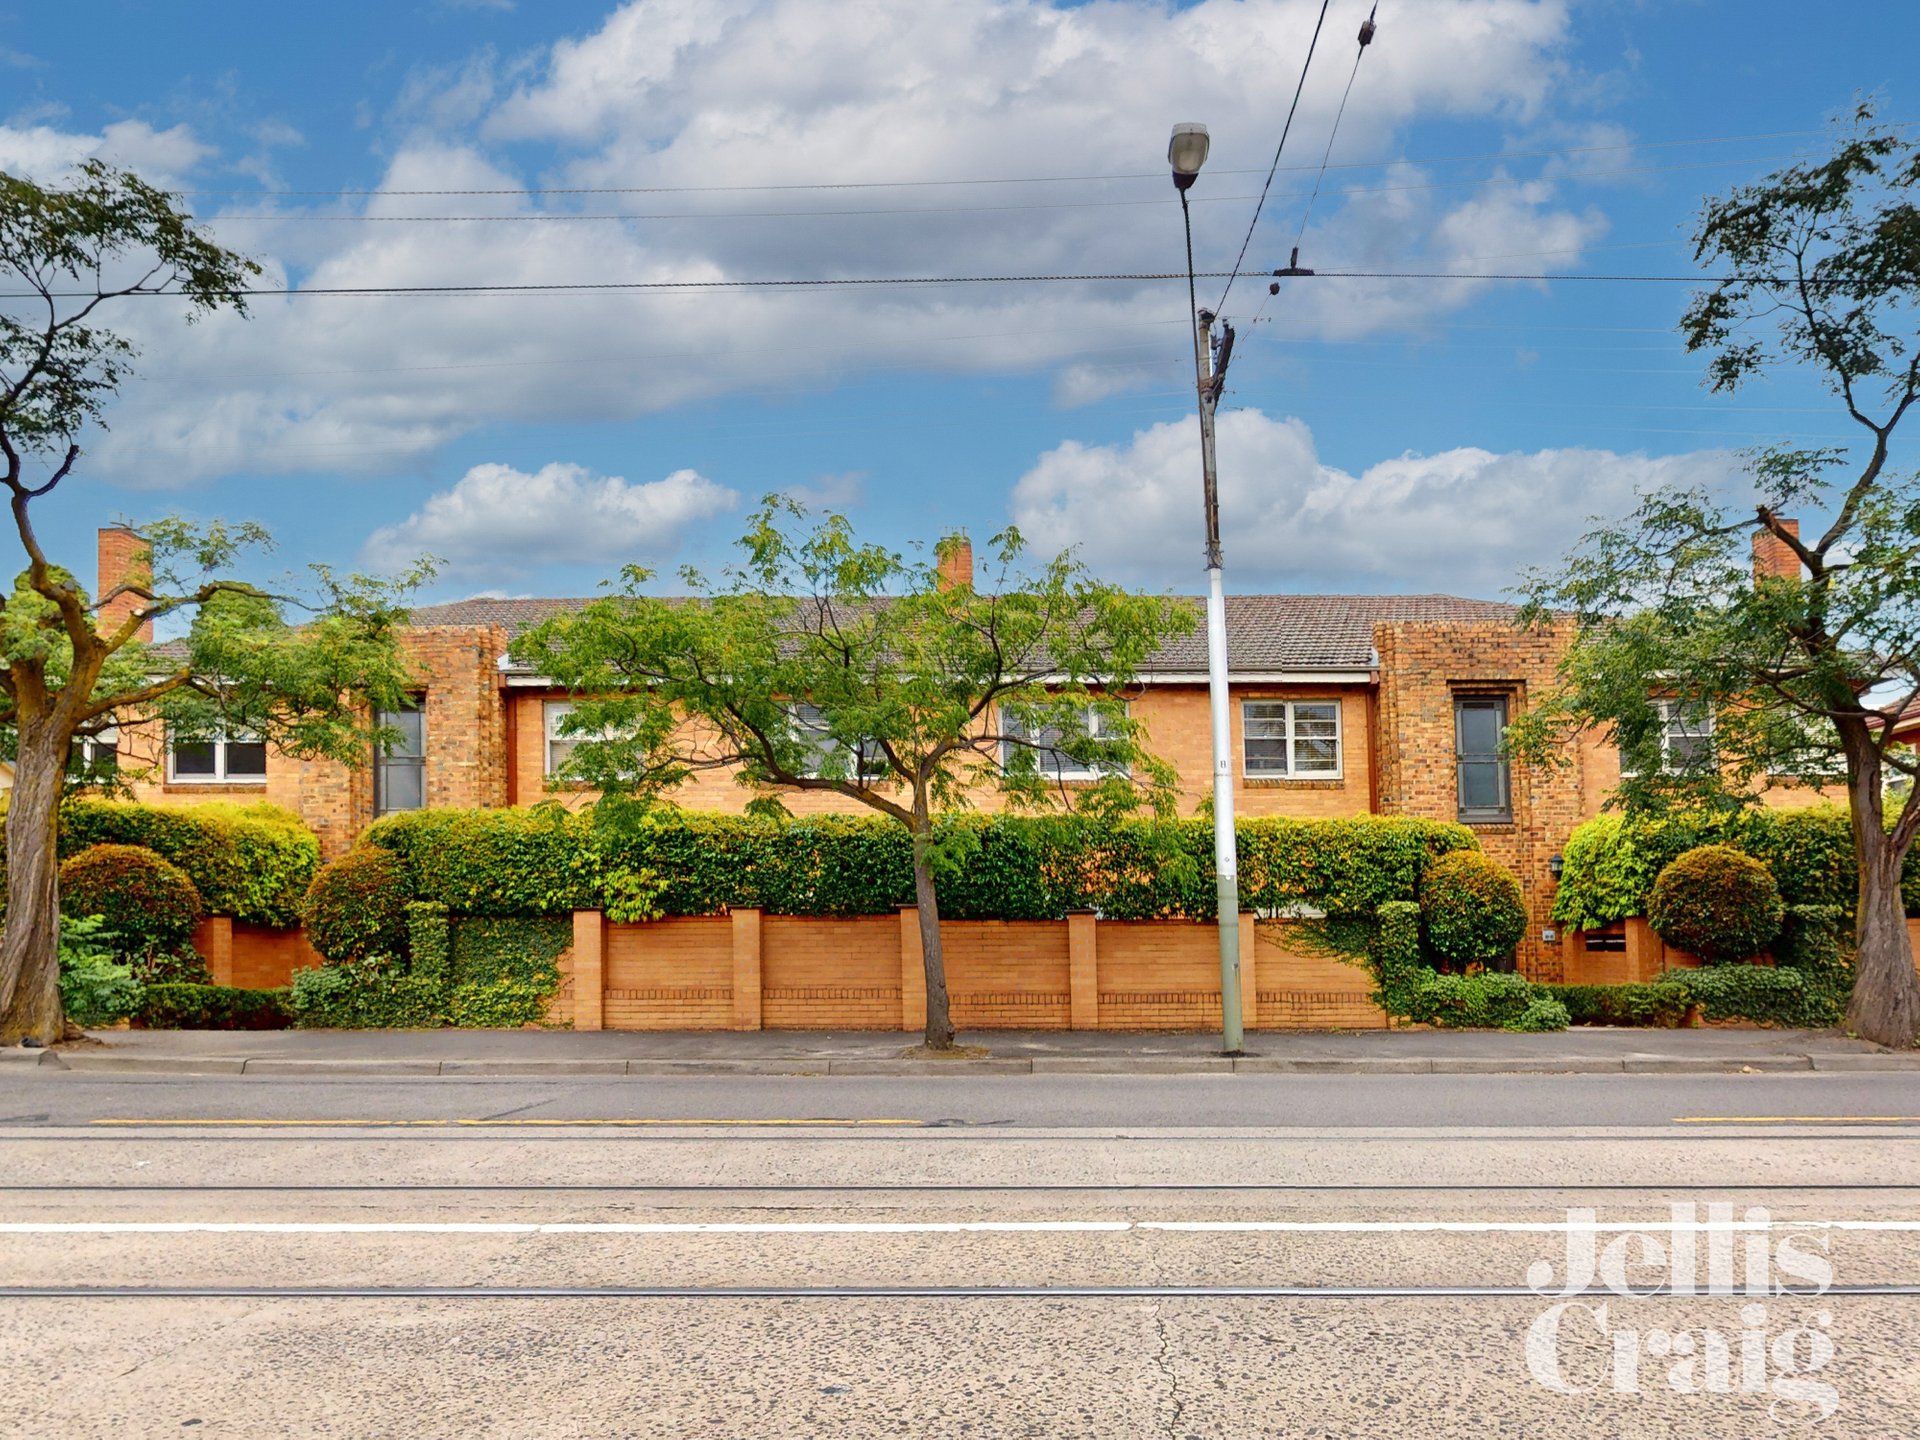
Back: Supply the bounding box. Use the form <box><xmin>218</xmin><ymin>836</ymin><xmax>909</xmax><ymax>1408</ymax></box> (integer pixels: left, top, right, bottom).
<box><xmin>0</xmin><ymin>723</ymin><xmax>70</xmax><ymax>1045</ymax></box>
<box><xmin>911</xmin><ymin>822</ymin><xmax>954</xmax><ymax>1050</ymax></box>
<box><xmin>1848</xmin><ymin>837</ymin><xmax>1920</xmax><ymax>1048</ymax></box>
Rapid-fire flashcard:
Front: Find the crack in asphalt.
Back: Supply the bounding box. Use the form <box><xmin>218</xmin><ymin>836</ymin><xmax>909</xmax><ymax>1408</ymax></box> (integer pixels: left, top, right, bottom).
<box><xmin>1150</xmin><ymin>1299</ymin><xmax>1187</xmax><ymax>1440</ymax></box>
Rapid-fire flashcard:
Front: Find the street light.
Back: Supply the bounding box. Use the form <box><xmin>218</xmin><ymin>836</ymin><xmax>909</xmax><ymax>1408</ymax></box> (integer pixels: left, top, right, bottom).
<box><xmin>1169</xmin><ymin>122</ymin><xmax>1244</xmax><ymax>1055</ymax></box>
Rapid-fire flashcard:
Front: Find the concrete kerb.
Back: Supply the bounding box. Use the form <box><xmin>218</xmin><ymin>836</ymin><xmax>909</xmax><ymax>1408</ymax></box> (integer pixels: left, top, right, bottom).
<box><xmin>24</xmin><ymin>1048</ymin><xmax>1919</xmax><ymax>1077</ymax></box>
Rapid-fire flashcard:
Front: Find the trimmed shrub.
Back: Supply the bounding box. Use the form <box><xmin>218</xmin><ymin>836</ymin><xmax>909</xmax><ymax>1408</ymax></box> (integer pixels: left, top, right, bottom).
<box><xmin>59</xmin><ymin>843</ymin><xmax>204</xmax><ymax>952</ymax></box>
<box><xmin>303</xmin><ymin>848</ymin><xmax>411</xmax><ymax>963</ymax></box>
<box><xmin>448</xmin><ymin>915</ymin><xmax>571</xmax><ymax>988</ymax></box>
<box><xmin>1648</xmin><ymin>845</ymin><xmax>1784</xmax><ymax>962</ymax></box>
<box><xmin>1367</xmin><ymin>901</ymin><xmax>1426</xmax><ymax>1019</ymax></box>
<box><xmin>1545</xmin><ymin>980</ymin><xmax>1692</xmax><ymax>1028</ymax></box>
<box><xmin>1419</xmin><ymin>851</ymin><xmax>1527</xmax><ymax>968</ymax></box>
<box><xmin>365</xmin><ymin>807</ymin><xmax>1478</xmax><ymax>922</ymax></box>
<box><xmin>1405</xmin><ymin>972</ymin><xmax>1554</xmax><ymax>1030</ymax></box>
<box><xmin>1775</xmin><ymin>903</ymin><xmax>1850</xmax><ymax>1025</ymax></box>
<box><xmin>1682</xmin><ymin>964</ymin><xmax>1810</xmax><ymax>1026</ymax></box>
<box><xmin>1554</xmin><ymin>806</ymin><xmax>1915</xmax><ymax>928</ymax></box>
<box><xmin>60</xmin><ymin>799</ymin><xmax>318</xmax><ymax>927</ymax></box>
<box><xmin>288</xmin><ymin>957</ymin><xmax>444</xmax><ymax>1029</ymax></box>
<box><xmin>449</xmin><ymin>980</ymin><xmax>553</xmax><ymax>1028</ymax></box>
<box><xmin>407</xmin><ymin>902</ymin><xmax>452</xmax><ymax>988</ymax></box>
<box><xmin>137</xmin><ymin>983</ymin><xmax>293</xmax><ymax>1030</ymax></box>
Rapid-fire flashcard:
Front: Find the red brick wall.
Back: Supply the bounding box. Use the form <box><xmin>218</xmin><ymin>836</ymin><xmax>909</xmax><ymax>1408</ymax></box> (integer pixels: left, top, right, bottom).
<box><xmin>603</xmin><ymin>916</ymin><xmax>733</xmax><ymax>1029</ymax></box>
<box><xmin>759</xmin><ymin>915</ymin><xmax>902</xmax><ymax>1028</ymax></box>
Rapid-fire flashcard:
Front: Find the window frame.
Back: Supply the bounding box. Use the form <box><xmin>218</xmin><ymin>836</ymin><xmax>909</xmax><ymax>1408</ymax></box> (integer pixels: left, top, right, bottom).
<box><xmin>999</xmin><ymin>703</ymin><xmax>1129</xmax><ymax>782</ymax></box>
<box><xmin>165</xmin><ymin>728</ymin><xmax>268</xmax><ymax>785</ymax></box>
<box><xmin>1453</xmin><ymin>694</ymin><xmax>1513</xmax><ymax>824</ymax></box>
<box><xmin>373</xmin><ymin>700</ymin><xmax>426</xmax><ymax>816</ymax></box>
<box><xmin>1622</xmin><ymin>699</ymin><xmax>1718</xmax><ymax>779</ymax></box>
<box><xmin>1241</xmin><ymin>699</ymin><xmax>1344</xmax><ymax>780</ymax></box>
<box><xmin>790</xmin><ymin>702</ymin><xmax>891</xmax><ymax>783</ymax></box>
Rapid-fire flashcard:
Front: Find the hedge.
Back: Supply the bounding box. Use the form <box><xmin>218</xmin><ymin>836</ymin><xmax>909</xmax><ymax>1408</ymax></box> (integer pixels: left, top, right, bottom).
<box><xmin>363</xmin><ymin>809</ymin><xmax>1479</xmax><ymax>921</ymax></box>
<box><xmin>289</xmin><ymin>959</ymin><xmax>444</xmax><ymax>1029</ymax></box>
<box><xmin>59</xmin><ymin>843</ymin><xmax>204</xmax><ymax>952</ymax></box>
<box><xmin>59</xmin><ymin>799</ymin><xmax>318</xmax><ymax>927</ymax></box>
<box><xmin>1420</xmin><ymin>852</ymin><xmax>1527</xmax><ymax>968</ymax></box>
<box><xmin>1554</xmin><ymin>807</ymin><xmax>1918</xmax><ymax>930</ymax></box>
<box><xmin>1647</xmin><ymin>845</ymin><xmax>1784</xmax><ymax>962</ymax></box>
<box><xmin>304</xmin><ymin>848</ymin><xmax>411</xmax><ymax>963</ymax></box>
<box><xmin>1402</xmin><ymin>972</ymin><xmax>1567</xmax><ymax>1031</ymax></box>
<box><xmin>137</xmin><ymin>983</ymin><xmax>294</xmax><ymax>1030</ymax></box>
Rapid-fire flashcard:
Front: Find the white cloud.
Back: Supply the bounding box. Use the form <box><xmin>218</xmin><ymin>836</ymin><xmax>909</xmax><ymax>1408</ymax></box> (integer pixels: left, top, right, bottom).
<box><xmin>363</xmin><ymin>461</ymin><xmax>739</xmax><ymax>579</ymax></box>
<box><xmin>75</xmin><ymin>0</ymin><xmax>1609</xmax><ymax>482</ymax></box>
<box><xmin>0</xmin><ymin>118</ymin><xmax>210</xmax><ymax>185</ymax></box>
<box><xmin>1009</xmin><ymin>408</ymin><xmax>1741</xmax><ymax>595</ymax></box>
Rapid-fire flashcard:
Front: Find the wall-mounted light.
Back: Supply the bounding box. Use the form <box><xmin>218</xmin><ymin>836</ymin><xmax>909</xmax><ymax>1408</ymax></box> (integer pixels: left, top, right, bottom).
<box><xmin>1548</xmin><ymin>854</ymin><xmax>1565</xmax><ymax>881</ymax></box>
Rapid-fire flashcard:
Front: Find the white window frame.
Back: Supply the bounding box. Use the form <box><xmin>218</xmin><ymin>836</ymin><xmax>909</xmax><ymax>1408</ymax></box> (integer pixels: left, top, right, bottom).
<box><xmin>1623</xmin><ymin>700</ymin><xmax>1716</xmax><ymax>778</ymax></box>
<box><xmin>72</xmin><ymin>725</ymin><xmax>120</xmax><ymax>775</ymax></box>
<box><xmin>789</xmin><ymin>703</ymin><xmax>890</xmax><ymax>782</ymax></box>
<box><xmin>165</xmin><ymin>729</ymin><xmax>267</xmax><ymax>784</ymax></box>
<box><xmin>544</xmin><ymin>700</ymin><xmax>579</xmax><ymax>778</ymax></box>
<box><xmin>1241</xmin><ymin>699</ymin><xmax>1344</xmax><ymax>780</ymax></box>
<box><xmin>999</xmin><ymin>703</ymin><xmax>1129</xmax><ymax>782</ymax></box>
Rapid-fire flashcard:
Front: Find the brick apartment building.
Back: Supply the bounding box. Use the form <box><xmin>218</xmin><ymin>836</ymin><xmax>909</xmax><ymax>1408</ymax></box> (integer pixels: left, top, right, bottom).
<box><xmin>96</xmin><ymin>527</ymin><xmax>1822</xmax><ymax>979</ymax></box>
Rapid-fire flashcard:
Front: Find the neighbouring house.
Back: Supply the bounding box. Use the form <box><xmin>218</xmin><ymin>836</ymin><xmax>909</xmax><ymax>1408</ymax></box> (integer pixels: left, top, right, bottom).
<box><xmin>93</xmin><ymin>528</ymin><xmax>1832</xmax><ymax>981</ymax></box>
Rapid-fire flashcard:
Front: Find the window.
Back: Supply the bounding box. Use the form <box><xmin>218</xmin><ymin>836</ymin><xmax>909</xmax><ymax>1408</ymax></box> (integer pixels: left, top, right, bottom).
<box><xmin>1000</xmin><ymin>704</ymin><xmax>1127</xmax><ymax>781</ymax></box>
<box><xmin>790</xmin><ymin>703</ymin><xmax>888</xmax><ymax>781</ymax></box>
<box><xmin>1658</xmin><ymin>700</ymin><xmax>1715</xmax><ymax>774</ymax></box>
<box><xmin>1242</xmin><ymin>700</ymin><xmax>1342</xmax><ymax>778</ymax></box>
<box><xmin>1454</xmin><ymin>696</ymin><xmax>1511</xmax><ymax>823</ymax></box>
<box><xmin>544</xmin><ymin>700</ymin><xmax>582</xmax><ymax>777</ymax></box>
<box><xmin>167</xmin><ymin>729</ymin><xmax>268</xmax><ymax>784</ymax></box>
<box><xmin>1624</xmin><ymin>700</ymin><xmax>1717</xmax><ymax>777</ymax></box>
<box><xmin>69</xmin><ymin>726</ymin><xmax>119</xmax><ymax>781</ymax></box>
<box><xmin>374</xmin><ymin>703</ymin><xmax>425</xmax><ymax>815</ymax></box>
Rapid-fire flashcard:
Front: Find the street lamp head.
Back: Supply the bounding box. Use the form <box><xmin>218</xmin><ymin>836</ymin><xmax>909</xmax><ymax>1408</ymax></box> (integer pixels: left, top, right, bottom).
<box><xmin>1168</xmin><ymin>122</ymin><xmax>1210</xmax><ymax>192</ymax></box>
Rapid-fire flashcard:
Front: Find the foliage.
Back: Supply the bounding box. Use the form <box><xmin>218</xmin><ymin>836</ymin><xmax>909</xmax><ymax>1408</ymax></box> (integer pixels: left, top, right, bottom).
<box><xmin>1775</xmin><ymin>904</ymin><xmax>1852</xmax><ymax>1025</ymax></box>
<box><xmin>288</xmin><ymin>957</ymin><xmax>444</xmax><ymax>1029</ymax></box>
<box><xmin>509</xmin><ymin>500</ymin><xmax>1196</xmax><ymax>1048</ymax></box>
<box><xmin>1506</xmin><ymin>995</ymin><xmax>1574</xmax><ymax>1033</ymax></box>
<box><xmin>1367</xmin><ymin>902</ymin><xmax>1427</xmax><ymax>1019</ymax></box>
<box><xmin>1552</xmin><ymin>808</ymin><xmax>1894</xmax><ymax>930</ymax></box>
<box><xmin>1507</xmin><ymin>107</ymin><xmax>1920</xmax><ymax>1046</ymax></box>
<box><xmin>59</xmin><ymin>799</ymin><xmax>318</xmax><ymax>927</ymax></box>
<box><xmin>136</xmin><ymin>983</ymin><xmax>292</xmax><ymax>1030</ymax></box>
<box><xmin>1647</xmin><ymin>845</ymin><xmax>1785</xmax><ymax>962</ymax></box>
<box><xmin>406</xmin><ymin>902</ymin><xmax>451</xmax><ymax>988</ymax></box>
<box><xmin>58</xmin><ymin>843</ymin><xmax>203</xmax><ymax>951</ymax></box>
<box><xmin>1404</xmin><ymin>972</ymin><xmax>1563</xmax><ymax>1031</ymax></box>
<box><xmin>448</xmin><ymin>915</ymin><xmax>572</xmax><ymax>989</ymax></box>
<box><xmin>1546</xmin><ymin>980</ymin><xmax>1694</xmax><ymax>1028</ymax></box>
<box><xmin>448</xmin><ymin>980</ymin><xmax>553</xmax><ymax>1029</ymax></box>
<box><xmin>1419</xmin><ymin>851</ymin><xmax>1528</xmax><ymax>968</ymax></box>
<box><xmin>55</xmin><ymin>915</ymin><xmax>141</xmax><ymax>1027</ymax></box>
<box><xmin>367</xmin><ymin>807</ymin><xmax>1475</xmax><ymax>922</ymax></box>
<box><xmin>303</xmin><ymin>848</ymin><xmax>411</xmax><ymax>964</ymax></box>
<box><xmin>1681</xmin><ymin>965</ymin><xmax>1813</xmax><ymax>1026</ymax></box>
<box><xmin>130</xmin><ymin>944</ymin><xmax>213</xmax><ymax>986</ymax></box>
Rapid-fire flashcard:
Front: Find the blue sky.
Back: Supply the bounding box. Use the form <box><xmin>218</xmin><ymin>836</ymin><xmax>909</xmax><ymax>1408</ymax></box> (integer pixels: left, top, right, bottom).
<box><xmin>4</xmin><ymin>0</ymin><xmax>1913</xmax><ymax>606</ymax></box>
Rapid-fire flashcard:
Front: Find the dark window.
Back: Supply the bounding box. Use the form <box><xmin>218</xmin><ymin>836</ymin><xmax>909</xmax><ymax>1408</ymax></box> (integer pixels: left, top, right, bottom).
<box><xmin>167</xmin><ymin>730</ymin><xmax>264</xmax><ymax>783</ymax></box>
<box><xmin>1455</xmin><ymin>696</ymin><xmax>1512</xmax><ymax>823</ymax></box>
<box><xmin>374</xmin><ymin>703</ymin><xmax>425</xmax><ymax>815</ymax></box>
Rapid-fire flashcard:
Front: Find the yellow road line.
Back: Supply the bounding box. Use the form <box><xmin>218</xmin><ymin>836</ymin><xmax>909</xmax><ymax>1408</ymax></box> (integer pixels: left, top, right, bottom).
<box><xmin>88</xmin><ymin>1117</ymin><xmax>929</xmax><ymax>1128</ymax></box>
<box><xmin>1674</xmin><ymin>1115</ymin><xmax>1920</xmax><ymax>1125</ymax></box>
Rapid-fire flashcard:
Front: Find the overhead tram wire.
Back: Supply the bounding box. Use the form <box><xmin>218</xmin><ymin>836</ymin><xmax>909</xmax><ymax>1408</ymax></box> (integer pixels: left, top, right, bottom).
<box><xmin>1216</xmin><ymin>0</ymin><xmax>1334</xmax><ymax>316</ymax></box>
<box><xmin>170</xmin><ymin>121</ymin><xmax>1911</xmax><ymax>201</ymax></box>
<box><xmin>1249</xmin><ymin>1</ymin><xmax>1379</xmax><ymax>331</ymax></box>
<box><xmin>2</xmin><ymin>268</ymin><xmax>1856</xmax><ymax>302</ymax></box>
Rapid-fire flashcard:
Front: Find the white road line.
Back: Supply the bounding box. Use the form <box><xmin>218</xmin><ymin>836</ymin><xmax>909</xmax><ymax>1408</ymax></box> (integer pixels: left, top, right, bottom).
<box><xmin>3</xmin><ymin>1219</ymin><xmax>1919</xmax><ymax>1236</ymax></box>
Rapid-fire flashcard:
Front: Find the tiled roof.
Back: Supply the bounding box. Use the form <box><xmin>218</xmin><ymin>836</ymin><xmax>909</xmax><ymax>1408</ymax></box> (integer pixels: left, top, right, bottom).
<box><xmin>413</xmin><ymin>591</ymin><xmax>1518</xmax><ymax>675</ymax></box>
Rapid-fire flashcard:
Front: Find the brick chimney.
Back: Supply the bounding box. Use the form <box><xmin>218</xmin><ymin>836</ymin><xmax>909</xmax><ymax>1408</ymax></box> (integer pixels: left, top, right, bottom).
<box><xmin>1752</xmin><ymin>518</ymin><xmax>1802</xmax><ymax>583</ymax></box>
<box><xmin>97</xmin><ymin>526</ymin><xmax>153</xmax><ymax>642</ymax></box>
<box><xmin>936</xmin><ymin>535</ymin><xmax>974</xmax><ymax>593</ymax></box>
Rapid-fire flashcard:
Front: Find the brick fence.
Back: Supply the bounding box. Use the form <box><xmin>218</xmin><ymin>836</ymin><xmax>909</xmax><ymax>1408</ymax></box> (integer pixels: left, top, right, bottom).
<box><xmin>559</xmin><ymin>909</ymin><xmax>1386</xmax><ymax>1032</ymax></box>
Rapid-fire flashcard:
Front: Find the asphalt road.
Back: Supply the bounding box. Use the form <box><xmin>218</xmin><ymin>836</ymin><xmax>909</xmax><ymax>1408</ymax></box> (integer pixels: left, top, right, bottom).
<box><xmin>3</xmin><ymin>1070</ymin><xmax>1918</xmax><ymax>1437</ymax></box>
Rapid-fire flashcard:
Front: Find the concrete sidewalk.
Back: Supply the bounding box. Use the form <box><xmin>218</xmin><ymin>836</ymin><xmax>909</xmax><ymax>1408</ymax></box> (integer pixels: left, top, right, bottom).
<box><xmin>6</xmin><ymin>1024</ymin><xmax>1915</xmax><ymax>1076</ymax></box>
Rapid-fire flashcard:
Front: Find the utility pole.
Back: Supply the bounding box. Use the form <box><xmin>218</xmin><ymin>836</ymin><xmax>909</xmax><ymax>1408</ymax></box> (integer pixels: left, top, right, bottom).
<box><xmin>1169</xmin><ymin>121</ymin><xmax>1244</xmax><ymax>1055</ymax></box>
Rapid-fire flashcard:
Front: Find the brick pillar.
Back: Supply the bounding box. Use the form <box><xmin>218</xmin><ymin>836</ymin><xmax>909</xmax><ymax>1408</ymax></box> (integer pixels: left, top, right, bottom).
<box><xmin>193</xmin><ymin>916</ymin><xmax>234</xmax><ymax>987</ymax></box>
<box><xmin>96</xmin><ymin>527</ymin><xmax>152</xmax><ymax>642</ymax></box>
<box><xmin>1238</xmin><ymin>912</ymin><xmax>1258</xmax><ymax>1029</ymax></box>
<box><xmin>572</xmin><ymin>910</ymin><xmax>606</xmax><ymax>1031</ymax></box>
<box><xmin>1067</xmin><ymin>912</ymin><xmax>1098</xmax><ymax>1030</ymax></box>
<box><xmin>730</xmin><ymin>908</ymin><xmax>763</xmax><ymax>1031</ymax></box>
<box><xmin>898</xmin><ymin>907</ymin><xmax>927</xmax><ymax>1032</ymax></box>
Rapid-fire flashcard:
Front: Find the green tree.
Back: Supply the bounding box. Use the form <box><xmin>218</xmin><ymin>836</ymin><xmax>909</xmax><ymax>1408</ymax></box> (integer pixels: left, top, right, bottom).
<box><xmin>1511</xmin><ymin>107</ymin><xmax>1920</xmax><ymax>1046</ymax></box>
<box><xmin>0</xmin><ymin>163</ymin><xmax>424</xmax><ymax>1044</ymax></box>
<box><xmin>513</xmin><ymin>500</ymin><xmax>1195</xmax><ymax>1049</ymax></box>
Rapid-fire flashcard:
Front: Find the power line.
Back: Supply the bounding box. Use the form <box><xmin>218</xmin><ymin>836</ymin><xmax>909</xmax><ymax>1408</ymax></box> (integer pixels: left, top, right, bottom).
<box><xmin>199</xmin><ymin>151</ymin><xmax>1824</xmax><ymax>223</ymax></box>
<box><xmin>1216</xmin><ymin>0</ymin><xmax>1333</xmax><ymax>314</ymax></box>
<box><xmin>165</xmin><ymin>121</ymin><xmax>1912</xmax><ymax>201</ymax></box>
